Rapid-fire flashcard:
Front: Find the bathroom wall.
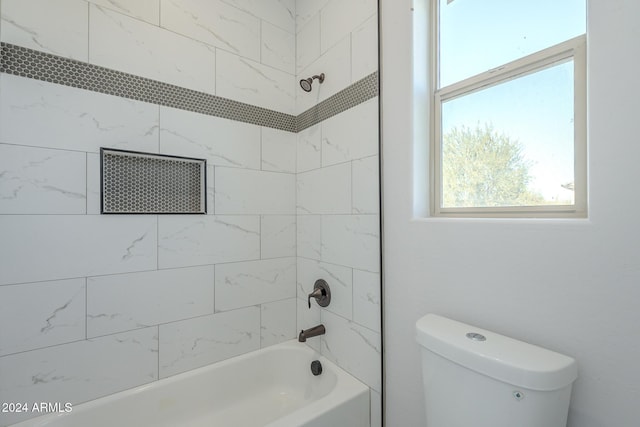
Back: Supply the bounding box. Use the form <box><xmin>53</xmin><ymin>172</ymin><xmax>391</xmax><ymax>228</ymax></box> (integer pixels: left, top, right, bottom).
<box><xmin>0</xmin><ymin>1</ymin><xmax>298</xmax><ymax>425</ymax></box>
<box><xmin>294</xmin><ymin>1</ymin><xmax>381</xmax><ymax>427</ymax></box>
<box><xmin>381</xmin><ymin>0</ymin><xmax>640</xmax><ymax>426</ymax></box>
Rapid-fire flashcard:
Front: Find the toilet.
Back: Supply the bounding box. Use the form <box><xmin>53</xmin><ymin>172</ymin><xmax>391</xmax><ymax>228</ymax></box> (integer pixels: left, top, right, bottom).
<box><xmin>415</xmin><ymin>314</ymin><xmax>578</xmax><ymax>427</ymax></box>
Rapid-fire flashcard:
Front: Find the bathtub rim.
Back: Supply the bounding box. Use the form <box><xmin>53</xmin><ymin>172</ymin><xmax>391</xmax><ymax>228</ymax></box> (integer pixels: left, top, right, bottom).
<box><xmin>9</xmin><ymin>339</ymin><xmax>370</xmax><ymax>427</ymax></box>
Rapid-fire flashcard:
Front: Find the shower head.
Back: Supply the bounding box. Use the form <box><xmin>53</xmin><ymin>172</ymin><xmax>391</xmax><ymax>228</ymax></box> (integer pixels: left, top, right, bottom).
<box><xmin>299</xmin><ymin>73</ymin><xmax>325</xmax><ymax>92</ymax></box>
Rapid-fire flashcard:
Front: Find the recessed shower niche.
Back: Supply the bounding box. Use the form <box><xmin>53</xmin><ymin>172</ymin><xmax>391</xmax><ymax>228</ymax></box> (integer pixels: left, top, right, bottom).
<box><xmin>100</xmin><ymin>148</ymin><xmax>207</xmax><ymax>214</ymax></box>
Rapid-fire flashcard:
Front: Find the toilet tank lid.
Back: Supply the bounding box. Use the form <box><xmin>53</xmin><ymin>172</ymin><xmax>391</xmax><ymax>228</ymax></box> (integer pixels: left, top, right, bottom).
<box><xmin>415</xmin><ymin>314</ymin><xmax>578</xmax><ymax>391</ymax></box>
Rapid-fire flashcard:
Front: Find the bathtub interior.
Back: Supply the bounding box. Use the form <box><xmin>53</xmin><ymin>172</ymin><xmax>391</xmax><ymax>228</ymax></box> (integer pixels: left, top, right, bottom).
<box><xmin>10</xmin><ymin>341</ymin><xmax>368</xmax><ymax>427</ymax></box>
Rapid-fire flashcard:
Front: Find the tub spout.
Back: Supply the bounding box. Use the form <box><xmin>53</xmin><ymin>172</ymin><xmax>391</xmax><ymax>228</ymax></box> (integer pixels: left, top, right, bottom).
<box><xmin>298</xmin><ymin>324</ymin><xmax>325</xmax><ymax>342</ymax></box>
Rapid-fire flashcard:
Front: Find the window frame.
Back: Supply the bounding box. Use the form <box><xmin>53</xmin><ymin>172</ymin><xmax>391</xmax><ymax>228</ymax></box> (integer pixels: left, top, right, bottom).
<box><xmin>431</xmin><ymin>6</ymin><xmax>587</xmax><ymax>218</ymax></box>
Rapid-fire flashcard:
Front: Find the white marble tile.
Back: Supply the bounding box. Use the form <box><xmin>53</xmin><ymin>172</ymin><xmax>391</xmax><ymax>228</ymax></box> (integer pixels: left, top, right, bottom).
<box><xmin>297</xmin><ymin>162</ymin><xmax>351</xmax><ymax>214</ymax></box>
<box><xmin>86</xmin><ymin>153</ymin><xmax>101</xmax><ymax>215</ymax></box>
<box><xmin>321</xmin><ymin>97</ymin><xmax>379</xmax><ymax>166</ymax></box>
<box><xmin>206</xmin><ymin>164</ymin><xmax>215</xmax><ymax>214</ymax></box>
<box><xmin>261</xmin><ymin>127</ymin><xmax>296</xmax><ymax>173</ymax></box>
<box><xmin>89</xmin><ymin>4</ymin><xmax>216</xmax><ymax>94</ymax></box>
<box><xmin>0</xmin><ymin>144</ymin><xmax>86</xmax><ymax>214</ymax></box>
<box><xmin>0</xmin><ymin>279</ymin><xmax>85</xmax><ymax>357</ymax></box>
<box><xmin>215</xmin><ymin>167</ymin><xmax>295</xmax><ymax>215</ymax></box>
<box><xmin>261</xmin><ymin>215</ymin><xmax>296</xmax><ymax>258</ymax></box>
<box><xmin>295</xmin><ymin>0</ymin><xmax>330</xmax><ymax>31</ymax></box>
<box><xmin>160</xmin><ymin>0</ymin><xmax>260</xmax><ymax>61</ymax></box>
<box><xmin>351</xmin><ymin>14</ymin><xmax>378</xmax><ymax>82</ymax></box>
<box><xmin>297</xmin><ymin>258</ymin><xmax>352</xmax><ymax>320</ymax></box>
<box><xmin>158</xmin><ymin>215</ymin><xmax>260</xmax><ymax>269</ymax></box>
<box><xmin>296</xmin><ymin>13</ymin><xmax>320</xmax><ymax>73</ymax></box>
<box><xmin>262</xmin><ymin>21</ymin><xmax>295</xmax><ymax>74</ymax></box>
<box><xmin>159</xmin><ymin>307</ymin><xmax>260</xmax><ymax>378</ymax></box>
<box><xmin>0</xmin><ymin>328</ymin><xmax>158</xmax><ymax>426</ymax></box>
<box><xmin>320</xmin><ymin>309</ymin><xmax>381</xmax><ymax>392</ymax></box>
<box><xmin>371</xmin><ymin>389</ymin><xmax>382</xmax><ymax>427</ymax></box>
<box><xmin>0</xmin><ymin>215</ymin><xmax>157</xmax><ymax>286</ymax></box>
<box><xmin>296</xmin><ymin>215</ymin><xmax>322</xmax><ymax>260</ymax></box>
<box><xmin>216</xmin><ymin>50</ymin><xmax>295</xmax><ymax>114</ymax></box>
<box><xmin>322</xmin><ymin>215</ymin><xmax>380</xmax><ymax>273</ymax></box>
<box><xmin>215</xmin><ymin>258</ymin><xmax>296</xmax><ymax>311</ymax></box>
<box><xmin>222</xmin><ymin>0</ymin><xmax>295</xmax><ymax>33</ymax></box>
<box><xmin>88</xmin><ymin>0</ymin><xmax>160</xmax><ymax>25</ymax></box>
<box><xmin>0</xmin><ymin>0</ymin><xmax>88</xmax><ymax>60</ymax></box>
<box><xmin>159</xmin><ymin>106</ymin><xmax>261</xmax><ymax>169</ymax></box>
<box><xmin>353</xmin><ymin>269</ymin><xmax>380</xmax><ymax>332</ymax></box>
<box><xmin>296</xmin><ymin>123</ymin><xmax>321</xmax><ymax>173</ymax></box>
<box><xmin>296</xmin><ymin>297</ymin><xmax>321</xmax><ymax>352</ymax></box>
<box><xmin>0</xmin><ymin>74</ymin><xmax>160</xmax><ymax>154</ymax></box>
<box><xmin>296</xmin><ymin>37</ymin><xmax>351</xmax><ymax>114</ymax></box>
<box><xmin>320</xmin><ymin>0</ymin><xmax>377</xmax><ymax>53</ymax></box>
<box><xmin>352</xmin><ymin>155</ymin><xmax>380</xmax><ymax>214</ymax></box>
<box><xmin>261</xmin><ymin>298</ymin><xmax>297</xmax><ymax>347</ymax></box>
<box><xmin>87</xmin><ymin>266</ymin><xmax>215</xmax><ymax>338</ymax></box>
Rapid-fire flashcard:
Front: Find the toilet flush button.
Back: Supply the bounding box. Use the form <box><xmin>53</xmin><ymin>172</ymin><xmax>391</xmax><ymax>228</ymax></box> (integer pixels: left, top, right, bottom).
<box><xmin>466</xmin><ymin>332</ymin><xmax>486</xmax><ymax>342</ymax></box>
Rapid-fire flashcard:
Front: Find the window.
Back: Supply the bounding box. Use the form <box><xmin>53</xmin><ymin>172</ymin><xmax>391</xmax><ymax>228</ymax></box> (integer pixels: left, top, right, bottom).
<box><xmin>433</xmin><ymin>0</ymin><xmax>587</xmax><ymax>217</ymax></box>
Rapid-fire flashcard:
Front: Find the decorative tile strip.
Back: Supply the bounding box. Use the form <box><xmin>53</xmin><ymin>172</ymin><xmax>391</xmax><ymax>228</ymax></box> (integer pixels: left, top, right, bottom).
<box><xmin>0</xmin><ymin>42</ymin><xmax>296</xmax><ymax>132</ymax></box>
<box><xmin>0</xmin><ymin>42</ymin><xmax>378</xmax><ymax>133</ymax></box>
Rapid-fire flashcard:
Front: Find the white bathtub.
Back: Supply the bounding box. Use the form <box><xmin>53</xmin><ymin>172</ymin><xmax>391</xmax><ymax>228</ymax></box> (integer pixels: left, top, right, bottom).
<box><xmin>11</xmin><ymin>340</ymin><xmax>370</xmax><ymax>427</ymax></box>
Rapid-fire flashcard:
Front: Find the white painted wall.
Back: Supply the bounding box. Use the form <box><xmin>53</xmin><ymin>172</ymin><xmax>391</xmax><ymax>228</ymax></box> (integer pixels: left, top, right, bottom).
<box><xmin>381</xmin><ymin>0</ymin><xmax>640</xmax><ymax>426</ymax></box>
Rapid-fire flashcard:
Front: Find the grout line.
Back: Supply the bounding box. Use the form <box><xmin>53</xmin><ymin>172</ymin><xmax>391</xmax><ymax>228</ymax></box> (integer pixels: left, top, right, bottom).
<box><xmin>156</xmin><ymin>104</ymin><xmax>161</xmax><ymax>152</ymax></box>
<box><xmin>351</xmin><ymin>160</ymin><xmax>354</xmax><ymax>214</ymax></box>
<box><xmin>85</xmin><ymin>277</ymin><xmax>88</xmax><ymax>339</ymax></box>
<box><xmin>258</xmin><ymin>215</ymin><xmax>262</xmax><ymax>260</ymax></box>
<box><xmin>319</xmin><ymin>113</ymin><xmax>323</xmax><ymax>167</ymax></box>
<box><xmin>211</xmin><ymin>165</ymin><xmax>216</xmax><ymax>214</ymax></box>
<box><xmin>156</xmin><ymin>215</ymin><xmax>160</xmax><ymax>269</ymax></box>
<box><xmin>259</xmin><ymin>299</ymin><xmax>263</xmax><ymax>347</ymax></box>
<box><xmin>87</xmin><ymin>3</ymin><xmax>90</xmax><ymax>62</ymax></box>
<box><xmin>318</xmin><ymin>7</ymin><xmax>323</xmax><ymax>54</ymax></box>
<box><xmin>212</xmin><ymin>263</ymin><xmax>216</xmax><ymax>314</ymax></box>
<box><xmin>157</xmin><ymin>325</ymin><xmax>160</xmax><ymax>379</ymax></box>
<box><xmin>85</xmin><ymin>152</ymin><xmax>89</xmax><ymax>214</ymax></box>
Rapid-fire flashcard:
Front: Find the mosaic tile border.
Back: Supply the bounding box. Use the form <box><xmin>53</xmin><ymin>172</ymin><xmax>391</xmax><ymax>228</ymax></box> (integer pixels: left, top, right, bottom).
<box><xmin>0</xmin><ymin>42</ymin><xmax>378</xmax><ymax>133</ymax></box>
<box><xmin>0</xmin><ymin>42</ymin><xmax>296</xmax><ymax>132</ymax></box>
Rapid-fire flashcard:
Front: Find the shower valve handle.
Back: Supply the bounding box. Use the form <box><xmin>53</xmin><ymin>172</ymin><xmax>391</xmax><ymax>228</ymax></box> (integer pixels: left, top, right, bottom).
<box><xmin>307</xmin><ymin>279</ymin><xmax>331</xmax><ymax>308</ymax></box>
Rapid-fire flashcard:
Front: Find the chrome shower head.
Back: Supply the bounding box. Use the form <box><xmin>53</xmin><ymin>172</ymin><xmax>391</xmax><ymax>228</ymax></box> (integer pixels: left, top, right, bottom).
<box><xmin>299</xmin><ymin>73</ymin><xmax>325</xmax><ymax>92</ymax></box>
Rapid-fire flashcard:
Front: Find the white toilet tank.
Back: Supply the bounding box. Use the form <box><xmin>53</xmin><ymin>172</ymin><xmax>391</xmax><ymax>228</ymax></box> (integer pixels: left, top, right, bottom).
<box><xmin>416</xmin><ymin>314</ymin><xmax>578</xmax><ymax>427</ymax></box>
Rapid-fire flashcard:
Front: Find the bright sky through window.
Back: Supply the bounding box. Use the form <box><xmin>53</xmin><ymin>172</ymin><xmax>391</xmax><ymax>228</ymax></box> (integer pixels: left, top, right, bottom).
<box><xmin>440</xmin><ymin>0</ymin><xmax>586</xmax><ymax>87</ymax></box>
<box><xmin>438</xmin><ymin>0</ymin><xmax>586</xmax><ymax>207</ymax></box>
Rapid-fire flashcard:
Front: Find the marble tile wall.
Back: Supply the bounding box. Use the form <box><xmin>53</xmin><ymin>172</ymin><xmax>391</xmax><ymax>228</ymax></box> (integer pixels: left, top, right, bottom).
<box><xmin>0</xmin><ymin>0</ymin><xmax>297</xmax><ymax>425</ymax></box>
<box><xmin>0</xmin><ymin>0</ymin><xmax>380</xmax><ymax>425</ymax></box>
<box><xmin>294</xmin><ymin>1</ymin><xmax>381</xmax><ymax>426</ymax></box>
<box><xmin>0</xmin><ymin>0</ymin><xmax>296</xmax><ymax>113</ymax></box>
<box><xmin>295</xmin><ymin>0</ymin><xmax>378</xmax><ymax>114</ymax></box>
